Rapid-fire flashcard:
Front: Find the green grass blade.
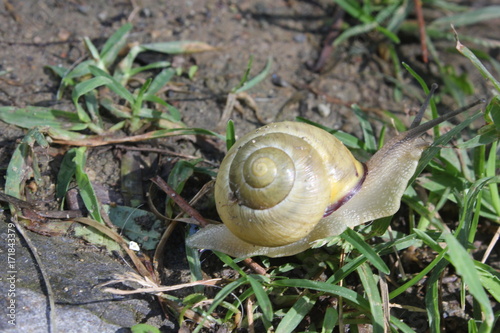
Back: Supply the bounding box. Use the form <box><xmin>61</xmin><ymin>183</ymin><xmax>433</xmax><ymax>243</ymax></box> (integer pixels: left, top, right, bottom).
<box><xmin>328</xmin><ymin>255</ymin><xmax>367</xmax><ymax>284</ymax></box>
<box><xmin>0</xmin><ymin>106</ymin><xmax>88</xmax><ymax>131</ymax></box>
<box><xmin>334</xmin><ymin>0</ymin><xmax>371</xmax><ymax>23</ymax></box>
<box><xmin>474</xmin><ymin>261</ymin><xmax>500</xmax><ymax>303</ymax></box>
<box><xmin>72</xmin><ymin>76</ymin><xmax>112</xmax><ymax>123</ymax></box>
<box><xmin>389</xmin><ymin>315</ymin><xmax>416</xmax><ymax>333</ymax></box>
<box><xmin>225</xmin><ymin>120</ymin><xmax>236</xmax><ymax>150</ymax></box>
<box><xmin>272</xmin><ymin>279</ymin><xmax>370</xmax><ymax>311</ymax></box>
<box><xmin>100</xmin><ymin>23</ymin><xmax>133</xmax><ymax>66</ymax></box>
<box><xmin>214</xmin><ymin>251</ymin><xmax>246</xmax><ymax>276</ymax></box>
<box><xmin>351</xmin><ymin>105</ymin><xmax>377</xmax><ymax>152</ymax></box>
<box><xmin>5</xmin><ymin>129</ymin><xmax>48</xmax><ymax>210</ymax></box>
<box><xmin>140</xmin><ymin>40</ymin><xmax>214</xmax><ymax>54</ymax></box>
<box><xmin>456</xmin><ymin>38</ymin><xmax>500</xmax><ymax>93</ymax></box>
<box><xmin>409</xmin><ymin>112</ymin><xmax>483</xmax><ymax>186</ymax></box>
<box><xmin>145</xmin><ymin>68</ymin><xmax>175</xmax><ymax>96</ymax></box>
<box><xmin>342</xmin><ymin>228</ymin><xmax>390</xmax><ymax>274</ymax></box>
<box><xmin>321</xmin><ymin>306</ymin><xmax>338</xmax><ymax>333</ymax></box>
<box><xmin>56</xmin><ymin>149</ymin><xmax>77</xmax><ymax>205</ymax></box>
<box><xmin>192</xmin><ymin>278</ymin><xmax>246</xmax><ymax>333</ymax></box>
<box><xmin>275</xmin><ymin>294</ymin><xmax>316</xmax><ymax>333</ymax></box>
<box><xmin>430</xmin><ymin>6</ymin><xmax>500</xmax><ymax>29</ymax></box>
<box><xmin>486</xmin><ymin>141</ymin><xmax>500</xmax><ymax>215</ymax></box>
<box><xmin>141</xmin><ymin>97</ymin><xmax>182</xmax><ymax>122</ymax></box>
<box><xmin>357</xmin><ymin>263</ymin><xmax>385</xmax><ymax>333</ymax></box>
<box><xmin>444</xmin><ymin>233</ymin><xmax>494</xmax><ymax>332</ymax></box>
<box><xmin>127</xmin><ymin>61</ymin><xmax>171</xmax><ymax>77</ymax></box>
<box><xmin>426</xmin><ymin>259</ymin><xmax>448</xmax><ymax>333</ymax></box>
<box><xmin>88</xmin><ymin>66</ymin><xmax>135</xmax><ymax>104</ymax></box>
<box><xmin>401</xmin><ymin>62</ymin><xmax>439</xmax><ymax>135</ymax></box>
<box><xmin>247</xmin><ymin>275</ymin><xmax>273</xmax><ymax>323</ymax></box>
<box><xmin>185</xmin><ymin>236</ymin><xmax>204</xmax><ymax>293</ymax></box>
<box><xmin>44</xmin><ymin>64</ymin><xmax>69</xmax><ymax>78</ymax></box>
<box><xmin>389</xmin><ymin>249</ymin><xmax>446</xmax><ymax>299</ymax></box>
<box><xmin>234</xmin><ymin>56</ymin><xmax>272</xmax><ymax>93</ymax></box>
<box><xmin>84</xmin><ymin>37</ymin><xmax>102</xmax><ymax>64</ymax></box>
<box><xmin>136</xmin><ymin>127</ymin><xmax>226</xmax><ymax>141</ymax></box>
<box><xmin>73</xmin><ymin>147</ymin><xmax>103</xmax><ymax>223</ymax></box>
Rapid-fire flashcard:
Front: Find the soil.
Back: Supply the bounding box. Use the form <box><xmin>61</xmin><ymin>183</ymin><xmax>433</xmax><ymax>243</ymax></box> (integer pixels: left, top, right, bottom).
<box><xmin>0</xmin><ymin>0</ymin><xmax>498</xmax><ymax>332</ymax></box>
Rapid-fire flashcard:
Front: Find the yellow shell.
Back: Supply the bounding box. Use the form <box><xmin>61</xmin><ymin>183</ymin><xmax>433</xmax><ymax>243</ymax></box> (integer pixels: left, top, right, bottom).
<box><xmin>214</xmin><ymin>121</ymin><xmax>365</xmax><ymax>247</ymax></box>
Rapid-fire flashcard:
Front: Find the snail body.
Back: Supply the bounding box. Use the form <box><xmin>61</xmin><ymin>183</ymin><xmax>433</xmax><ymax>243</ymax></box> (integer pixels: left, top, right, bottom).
<box><xmin>187</xmin><ymin>103</ymin><xmax>479</xmax><ymax>257</ymax></box>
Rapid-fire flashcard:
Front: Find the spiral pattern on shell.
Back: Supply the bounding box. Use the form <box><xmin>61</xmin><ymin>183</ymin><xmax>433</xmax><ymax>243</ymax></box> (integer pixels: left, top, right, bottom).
<box><xmin>215</xmin><ymin>122</ymin><xmax>366</xmax><ymax>247</ymax></box>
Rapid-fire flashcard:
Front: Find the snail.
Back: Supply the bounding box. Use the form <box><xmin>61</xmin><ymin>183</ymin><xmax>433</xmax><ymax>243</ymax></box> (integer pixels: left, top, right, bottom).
<box><xmin>186</xmin><ymin>92</ymin><xmax>482</xmax><ymax>258</ymax></box>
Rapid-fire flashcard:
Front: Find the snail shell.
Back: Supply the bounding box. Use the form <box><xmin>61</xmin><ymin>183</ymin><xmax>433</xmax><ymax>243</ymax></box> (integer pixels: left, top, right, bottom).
<box><xmin>187</xmin><ymin>101</ymin><xmax>480</xmax><ymax>257</ymax></box>
<box><xmin>214</xmin><ymin>122</ymin><xmax>365</xmax><ymax>247</ymax></box>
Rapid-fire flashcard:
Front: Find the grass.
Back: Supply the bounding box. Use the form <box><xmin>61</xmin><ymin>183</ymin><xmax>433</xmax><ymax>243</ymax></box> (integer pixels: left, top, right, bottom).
<box><xmin>0</xmin><ymin>2</ymin><xmax>499</xmax><ymax>333</ymax></box>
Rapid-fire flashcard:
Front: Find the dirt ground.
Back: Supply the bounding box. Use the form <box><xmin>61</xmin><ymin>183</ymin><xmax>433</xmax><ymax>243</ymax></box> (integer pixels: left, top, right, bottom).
<box><xmin>0</xmin><ymin>0</ymin><xmax>498</xmax><ymax>332</ymax></box>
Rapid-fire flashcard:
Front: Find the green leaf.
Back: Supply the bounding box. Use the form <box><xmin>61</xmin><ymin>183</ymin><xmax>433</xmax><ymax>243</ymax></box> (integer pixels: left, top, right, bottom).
<box><xmin>390</xmin><ymin>249</ymin><xmax>447</xmax><ymax>300</ymax></box>
<box><xmin>100</xmin><ymin>23</ymin><xmax>133</xmax><ymax>67</ymax></box>
<box><xmin>351</xmin><ymin>104</ymin><xmax>377</xmax><ymax>152</ymax></box>
<box><xmin>456</xmin><ymin>38</ymin><xmax>500</xmax><ymax>93</ymax></box>
<box><xmin>145</xmin><ymin>68</ymin><xmax>175</xmax><ymax>97</ymax></box>
<box><xmin>234</xmin><ymin>56</ymin><xmax>273</xmax><ymax>93</ymax></box>
<box><xmin>131</xmin><ymin>323</ymin><xmax>161</xmax><ymax>333</ymax></box>
<box><xmin>140</xmin><ymin>40</ymin><xmax>214</xmax><ymax>54</ymax></box>
<box><xmin>410</xmin><ymin>112</ymin><xmax>483</xmax><ymax>186</ymax></box>
<box><xmin>444</xmin><ymin>233</ymin><xmax>494</xmax><ymax>332</ymax></box>
<box><xmin>321</xmin><ymin>306</ymin><xmax>338</xmax><ymax>333</ymax></box>
<box><xmin>357</xmin><ymin>263</ymin><xmax>384</xmax><ymax>333</ymax></box>
<box><xmin>342</xmin><ymin>228</ymin><xmax>390</xmax><ymax>274</ymax></box>
<box><xmin>104</xmin><ymin>205</ymin><xmax>162</xmax><ymax>250</ymax></box>
<box><xmin>474</xmin><ymin>261</ymin><xmax>500</xmax><ymax>303</ymax></box>
<box><xmin>73</xmin><ymin>147</ymin><xmax>102</xmax><ymax>223</ymax></box>
<box><xmin>430</xmin><ymin>6</ymin><xmax>500</xmax><ymax>29</ymax></box>
<box><xmin>84</xmin><ymin>37</ymin><xmax>102</xmax><ymax>63</ymax></box>
<box><xmin>192</xmin><ymin>278</ymin><xmax>246</xmax><ymax>333</ymax></box>
<box><xmin>185</xmin><ymin>230</ymin><xmax>204</xmax><ymax>294</ymax></box>
<box><xmin>272</xmin><ymin>279</ymin><xmax>370</xmax><ymax>311</ymax></box>
<box><xmin>72</xmin><ymin>76</ymin><xmax>112</xmax><ymax>122</ymax></box>
<box><xmin>247</xmin><ymin>275</ymin><xmax>273</xmax><ymax>323</ymax></box>
<box><xmin>127</xmin><ymin>61</ymin><xmax>171</xmax><ymax>77</ymax></box>
<box><xmin>426</xmin><ymin>259</ymin><xmax>448</xmax><ymax>333</ymax></box>
<box><xmin>5</xmin><ymin>129</ymin><xmax>49</xmax><ymax>210</ymax></box>
<box><xmin>226</xmin><ymin>120</ymin><xmax>236</xmax><ymax>150</ymax></box>
<box><xmin>56</xmin><ymin>149</ymin><xmax>77</xmax><ymax>205</ymax></box>
<box><xmin>88</xmin><ymin>66</ymin><xmax>135</xmax><ymax>104</ymax></box>
<box><xmin>0</xmin><ymin>106</ymin><xmax>88</xmax><ymax>131</ymax></box>
<box><xmin>275</xmin><ymin>294</ymin><xmax>316</xmax><ymax>333</ymax></box>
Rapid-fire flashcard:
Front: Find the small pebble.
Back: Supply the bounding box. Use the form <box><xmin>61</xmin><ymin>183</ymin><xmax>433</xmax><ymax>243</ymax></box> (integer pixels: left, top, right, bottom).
<box><xmin>97</xmin><ymin>11</ymin><xmax>108</xmax><ymax>22</ymax></box>
<box><xmin>271</xmin><ymin>73</ymin><xmax>289</xmax><ymax>87</ymax></box>
<box><xmin>316</xmin><ymin>103</ymin><xmax>331</xmax><ymax>117</ymax></box>
<box><xmin>293</xmin><ymin>34</ymin><xmax>306</xmax><ymax>43</ymax></box>
<box><xmin>77</xmin><ymin>5</ymin><xmax>90</xmax><ymax>14</ymax></box>
<box><xmin>140</xmin><ymin>8</ymin><xmax>152</xmax><ymax>18</ymax></box>
<box><xmin>58</xmin><ymin>29</ymin><xmax>71</xmax><ymax>42</ymax></box>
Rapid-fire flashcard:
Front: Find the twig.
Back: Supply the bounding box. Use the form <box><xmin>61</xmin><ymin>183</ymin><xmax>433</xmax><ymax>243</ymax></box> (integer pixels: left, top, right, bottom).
<box><xmin>246</xmin><ymin>295</ymin><xmax>255</xmax><ymax>333</ymax></box>
<box><xmin>379</xmin><ymin>272</ymin><xmax>391</xmax><ymax>332</ymax></box>
<box><xmin>308</xmin><ymin>8</ymin><xmax>345</xmax><ymax>73</ymax></box>
<box><xmin>114</xmin><ymin>144</ymin><xmax>218</xmax><ymax>167</ymax></box>
<box><xmin>151</xmin><ymin>178</ymin><xmax>213</xmax><ymax>274</ymax></box>
<box><xmin>414</xmin><ymin>0</ymin><xmax>429</xmax><ymax>63</ymax></box>
<box><xmin>216</xmin><ymin>92</ymin><xmax>238</xmax><ymax>132</ymax></box>
<box><xmin>242</xmin><ymin>258</ymin><xmax>268</xmax><ymax>275</ymax></box>
<box><xmin>150</xmin><ymin>176</ymin><xmax>209</xmax><ymax>227</ymax></box>
<box><xmin>481</xmin><ymin>225</ymin><xmax>500</xmax><ymax>263</ymax></box>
